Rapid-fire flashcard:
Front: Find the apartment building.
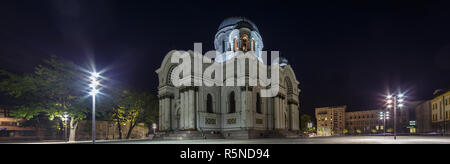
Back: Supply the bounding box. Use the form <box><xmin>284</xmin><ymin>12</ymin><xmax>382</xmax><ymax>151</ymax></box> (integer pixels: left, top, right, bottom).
<box><xmin>315</xmin><ymin>106</ymin><xmax>346</xmax><ymax>136</ymax></box>
<box><xmin>345</xmin><ymin>109</ymin><xmax>387</xmax><ymax>134</ymax></box>
<box><xmin>431</xmin><ymin>90</ymin><xmax>450</xmax><ymax>134</ymax></box>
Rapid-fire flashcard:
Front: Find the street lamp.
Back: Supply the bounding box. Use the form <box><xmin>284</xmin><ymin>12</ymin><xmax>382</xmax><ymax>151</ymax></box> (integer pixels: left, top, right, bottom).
<box><xmin>88</xmin><ymin>71</ymin><xmax>101</xmax><ymax>144</ymax></box>
<box><xmin>379</xmin><ymin>111</ymin><xmax>390</xmax><ymax>136</ymax></box>
<box><xmin>386</xmin><ymin>93</ymin><xmax>405</xmax><ymax>140</ymax></box>
<box><xmin>61</xmin><ymin>113</ymin><xmax>69</xmax><ymax>142</ymax></box>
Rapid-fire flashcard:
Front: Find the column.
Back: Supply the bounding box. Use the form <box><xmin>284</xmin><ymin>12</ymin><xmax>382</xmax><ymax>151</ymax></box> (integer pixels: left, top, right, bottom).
<box><xmin>159</xmin><ymin>99</ymin><xmax>163</xmax><ymax>130</ymax></box>
<box><xmin>184</xmin><ymin>91</ymin><xmax>189</xmax><ymax>130</ymax></box>
<box><xmin>294</xmin><ymin>104</ymin><xmax>299</xmax><ymax>130</ymax></box>
<box><xmin>288</xmin><ymin>104</ymin><xmax>293</xmax><ymax>130</ymax></box>
<box><xmin>180</xmin><ymin>91</ymin><xmax>185</xmax><ymax>130</ymax></box>
<box><xmin>161</xmin><ymin>98</ymin><xmax>165</xmax><ymax>131</ymax></box>
<box><xmin>248</xmin><ymin>89</ymin><xmax>253</xmax><ymax>128</ymax></box>
<box><xmin>280</xmin><ymin>98</ymin><xmax>283</xmax><ymax>129</ymax></box>
<box><xmin>195</xmin><ymin>89</ymin><xmax>199</xmax><ymax>130</ymax></box>
<box><xmin>281</xmin><ymin>98</ymin><xmax>285</xmax><ymax>129</ymax></box>
<box><xmin>267</xmin><ymin>97</ymin><xmax>273</xmax><ymax>130</ymax></box>
<box><xmin>280</xmin><ymin>98</ymin><xmax>284</xmax><ymax>129</ymax></box>
<box><xmin>274</xmin><ymin>97</ymin><xmax>279</xmax><ymax>130</ymax></box>
<box><xmin>241</xmin><ymin>90</ymin><xmax>247</xmax><ymax>128</ymax></box>
<box><xmin>165</xmin><ymin>98</ymin><xmax>171</xmax><ymax>130</ymax></box>
<box><xmin>188</xmin><ymin>89</ymin><xmax>195</xmax><ymax>130</ymax></box>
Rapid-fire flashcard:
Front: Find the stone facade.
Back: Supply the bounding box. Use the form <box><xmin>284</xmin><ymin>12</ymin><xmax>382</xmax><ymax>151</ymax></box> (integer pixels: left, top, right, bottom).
<box><xmin>155</xmin><ymin>17</ymin><xmax>301</xmax><ymax>139</ymax></box>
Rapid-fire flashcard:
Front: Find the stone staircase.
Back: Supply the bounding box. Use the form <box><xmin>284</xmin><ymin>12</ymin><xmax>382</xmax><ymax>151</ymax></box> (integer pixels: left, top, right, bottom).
<box><xmin>153</xmin><ymin>130</ymin><xmax>224</xmax><ymax>140</ymax></box>
<box><xmin>153</xmin><ymin>130</ymin><xmax>306</xmax><ymax>140</ymax></box>
<box><xmin>265</xmin><ymin>130</ymin><xmax>305</xmax><ymax>139</ymax></box>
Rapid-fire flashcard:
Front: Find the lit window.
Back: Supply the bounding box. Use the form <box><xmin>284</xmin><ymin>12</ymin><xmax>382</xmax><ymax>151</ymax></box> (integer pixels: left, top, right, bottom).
<box><xmin>241</xmin><ymin>34</ymin><xmax>249</xmax><ymax>51</ymax></box>
<box><xmin>234</xmin><ymin>38</ymin><xmax>238</xmax><ymax>52</ymax></box>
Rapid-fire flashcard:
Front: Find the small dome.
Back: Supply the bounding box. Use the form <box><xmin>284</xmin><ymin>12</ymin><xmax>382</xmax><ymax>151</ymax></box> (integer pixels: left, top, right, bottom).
<box><xmin>272</xmin><ymin>57</ymin><xmax>288</xmax><ymax>67</ymax></box>
<box><xmin>280</xmin><ymin>57</ymin><xmax>289</xmax><ymax>67</ymax></box>
<box><xmin>218</xmin><ymin>17</ymin><xmax>259</xmax><ymax>33</ymax></box>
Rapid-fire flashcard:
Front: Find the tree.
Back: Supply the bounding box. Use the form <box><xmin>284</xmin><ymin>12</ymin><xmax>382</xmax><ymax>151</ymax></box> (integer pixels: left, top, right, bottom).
<box><xmin>111</xmin><ymin>106</ymin><xmax>129</xmax><ymax>139</ymax></box>
<box><xmin>0</xmin><ymin>70</ymin><xmax>43</xmax><ymax>138</ymax></box>
<box><xmin>386</xmin><ymin>128</ymin><xmax>393</xmax><ymax>133</ymax></box>
<box><xmin>0</xmin><ymin>56</ymin><xmax>88</xmax><ymax>141</ymax></box>
<box><xmin>300</xmin><ymin>114</ymin><xmax>313</xmax><ymax>133</ymax></box>
<box><xmin>111</xmin><ymin>90</ymin><xmax>158</xmax><ymax>139</ymax></box>
<box><xmin>371</xmin><ymin>129</ymin><xmax>377</xmax><ymax>134</ymax></box>
<box><xmin>343</xmin><ymin>129</ymin><xmax>349</xmax><ymax>135</ymax></box>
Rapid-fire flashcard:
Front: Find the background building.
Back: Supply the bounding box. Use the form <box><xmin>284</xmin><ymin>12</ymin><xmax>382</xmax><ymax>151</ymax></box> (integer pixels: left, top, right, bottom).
<box><xmin>415</xmin><ymin>100</ymin><xmax>432</xmax><ymax>133</ymax></box>
<box><xmin>345</xmin><ymin>109</ymin><xmax>386</xmax><ymax>135</ymax></box>
<box><xmin>431</xmin><ymin>89</ymin><xmax>450</xmax><ymax>134</ymax></box>
<box><xmin>400</xmin><ymin>101</ymin><xmax>424</xmax><ymax>134</ymax></box>
<box><xmin>315</xmin><ymin>106</ymin><xmax>346</xmax><ymax>136</ymax></box>
<box><xmin>316</xmin><ymin>105</ymin><xmax>419</xmax><ymax>136</ymax></box>
<box><xmin>0</xmin><ymin>107</ymin><xmax>37</xmax><ymax>141</ymax></box>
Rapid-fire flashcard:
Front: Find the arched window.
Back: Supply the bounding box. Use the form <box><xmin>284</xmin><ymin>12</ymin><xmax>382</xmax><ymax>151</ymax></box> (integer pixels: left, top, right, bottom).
<box><xmin>222</xmin><ymin>40</ymin><xmax>226</xmax><ymax>53</ymax></box>
<box><xmin>251</xmin><ymin>40</ymin><xmax>255</xmax><ymax>51</ymax></box>
<box><xmin>167</xmin><ymin>66</ymin><xmax>176</xmax><ymax>86</ymax></box>
<box><xmin>206</xmin><ymin>94</ymin><xmax>213</xmax><ymax>113</ymax></box>
<box><xmin>241</xmin><ymin>34</ymin><xmax>249</xmax><ymax>51</ymax></box>
<box><xmin>256</xmin><ymin>92</ymin><xmax>262</xmax><ymax>114</ymax></box>
<box><xmin>234</xmin><ymin>38</ymin><xmax>238</xmax><ymax>52</ymax></box>
<box><xmin>229</xmin><ymin>92</ymin><xmax>236</xmax><ymax>113</ymax></box>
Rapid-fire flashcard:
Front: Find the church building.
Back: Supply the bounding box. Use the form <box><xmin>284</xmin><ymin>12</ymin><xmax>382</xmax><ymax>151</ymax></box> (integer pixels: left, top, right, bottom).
<box><xmin>155</xmin><ymin>17</ymin><xmax>301</xmax><ymax>139</ymax></box>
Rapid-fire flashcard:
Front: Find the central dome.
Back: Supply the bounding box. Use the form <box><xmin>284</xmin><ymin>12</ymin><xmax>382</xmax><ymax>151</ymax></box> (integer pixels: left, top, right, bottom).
<box><xmin>218</xmin><ymin>17</ymin><xmax>259</xmax><ymax>33</ymax></box>
<box><xmin>214</xmin><ymin>17</ymin><xmax>264</xmax><ymax>63</ymax></box>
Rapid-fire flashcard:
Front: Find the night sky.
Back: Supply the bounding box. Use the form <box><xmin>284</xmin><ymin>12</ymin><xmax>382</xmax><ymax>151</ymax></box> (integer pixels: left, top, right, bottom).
<box><xmin>1</xmin><ymin>0</ymin><xmax>450</xmax><ymax>115</ymax></box>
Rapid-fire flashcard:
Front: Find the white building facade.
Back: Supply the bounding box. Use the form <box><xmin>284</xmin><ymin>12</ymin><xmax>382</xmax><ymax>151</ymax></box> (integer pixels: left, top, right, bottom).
<box><xmin>155</xmin><ymin>17</ymin><xmax>300</xmax><ymax>139</ymax></box>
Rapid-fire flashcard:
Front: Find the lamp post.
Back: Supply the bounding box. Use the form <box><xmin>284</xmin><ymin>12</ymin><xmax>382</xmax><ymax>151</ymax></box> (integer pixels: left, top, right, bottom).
<box><xmin>386</xmin><ymin>93</ymin><xmax>404</xmax><ymax>140</ymax></box>
<box><xmin>379</xmin><ymin>111</ymin><xmax>390</xmax><ymax>136</ymax></box>
<box><xmin>62</xmin><ymin>113</ymin><xmax>69</xmax><ymax>142</ymax></box>
<box><xmin>89</xmin><ymin>72</ymin><xmax>100</xmax><ymax>144</ymax></box>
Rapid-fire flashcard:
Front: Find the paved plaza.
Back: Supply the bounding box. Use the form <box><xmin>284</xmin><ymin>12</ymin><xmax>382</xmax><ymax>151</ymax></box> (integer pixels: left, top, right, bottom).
<box><xmin>105</xmin><ymin>136</ymin><xmax>450</xmax><ymax>144</ymax></box>
<box><xmin>4</xmin><ymin>136</ymin><xmax>450</xmax><ymax>144</ymax></box>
